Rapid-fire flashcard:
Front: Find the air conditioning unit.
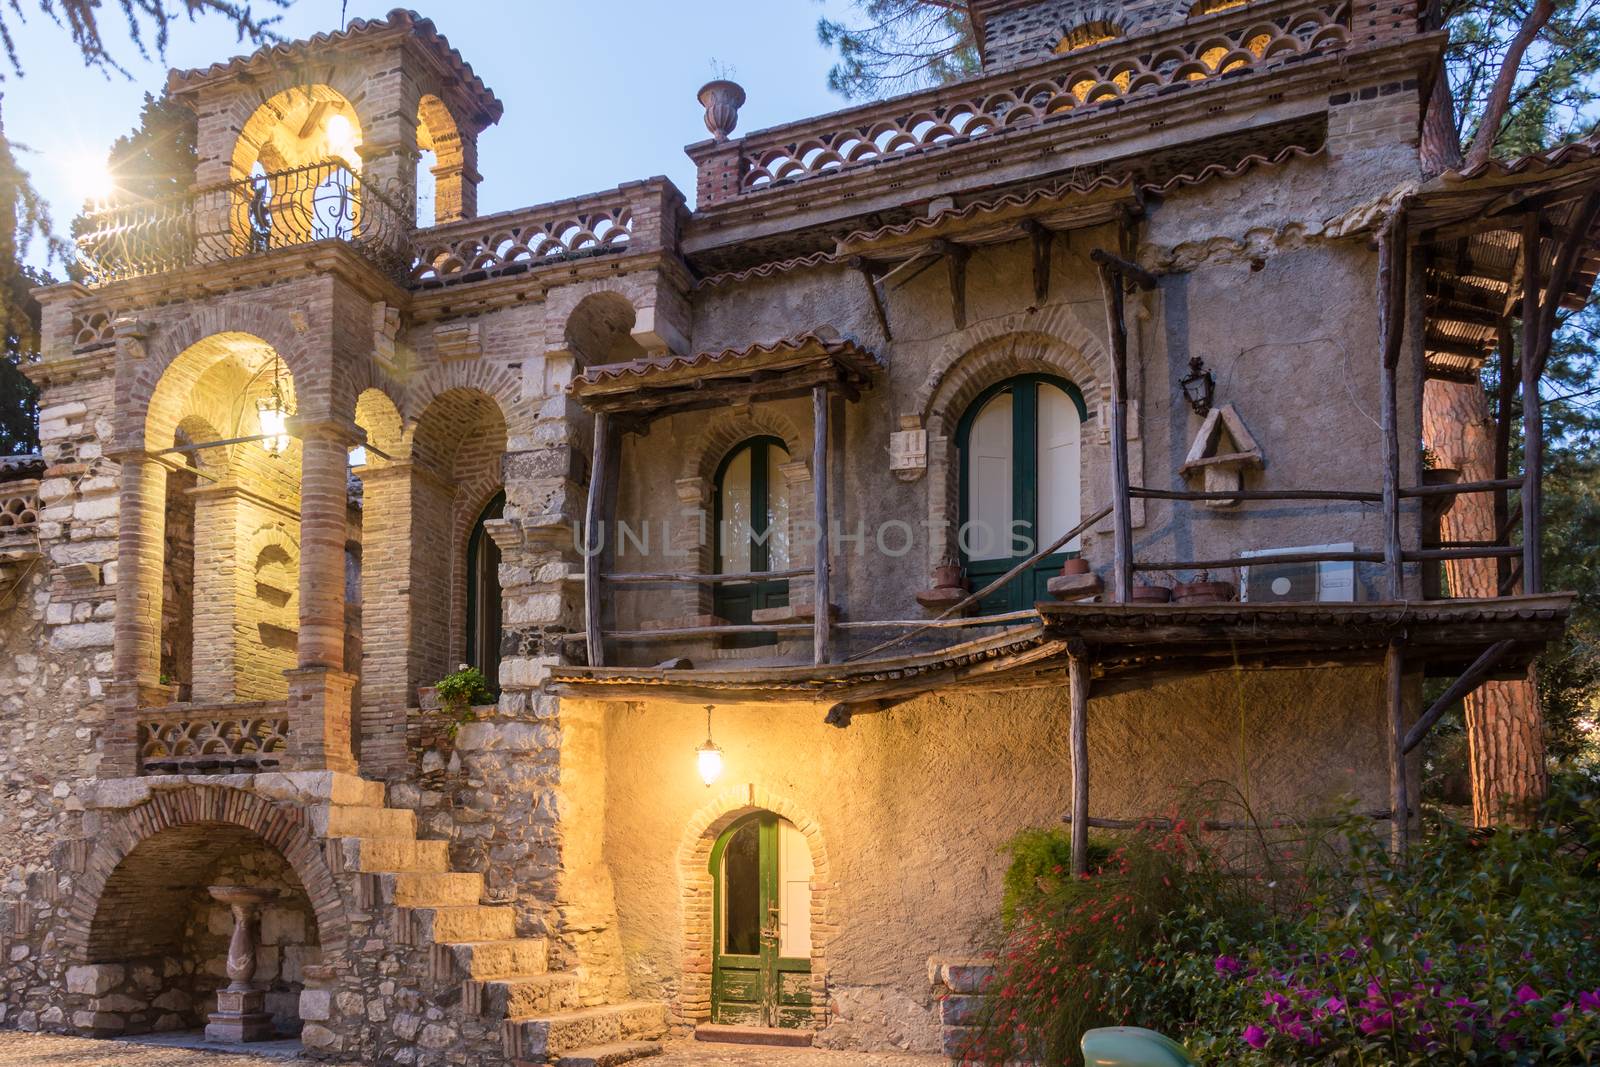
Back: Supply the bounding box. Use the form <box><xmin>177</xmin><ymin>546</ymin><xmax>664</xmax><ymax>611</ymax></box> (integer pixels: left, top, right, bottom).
<box><xmin>1240</xmin><ymin>543</ymin><xmax>1356</xmax><ymax>603</ymax></box>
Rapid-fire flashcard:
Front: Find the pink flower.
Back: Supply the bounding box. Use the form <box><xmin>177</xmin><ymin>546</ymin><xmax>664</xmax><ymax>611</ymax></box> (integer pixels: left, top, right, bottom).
<box><xmin>1358</xmin><ymin>1012</ymin><xmax>1394</xmax><ymax>1034</ymax></box>
<box><xmin>1242</xmin><ymin>1025</ymin><xmax>1268</xmax><ymax>1050</ymax></box>
<box><xmin>1516</xmin><ymin>984</ymin><xmax>1540</xmax><ymax>1004</ymax></box>
<box><xmin>1215</xmin><ymin>955</ymin><xmax>1243</xmax><ymax>976</ymax></box>
<box><xmin>1578</xmin><ymin>990</ymin><xmax>1600</xmax><ymax>1013</ymax></box>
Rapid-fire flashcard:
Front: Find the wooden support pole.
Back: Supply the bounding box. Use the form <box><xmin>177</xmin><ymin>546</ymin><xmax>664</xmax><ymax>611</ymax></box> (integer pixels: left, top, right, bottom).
<box><xmin>1022</xmin><ymin>219</ymin><xmax>1053</xmax><ymax>304</ymax></box>
<box><xmin>1494</xmin><ymin>322</ymin><xmax>1516</xmax><ymax>589</ymax></box>
<box><xmin>584</xmin><ymin>411</ymin><xmax>610</xmax><ymax>669</ymax></box>
<box><xmin>1521</xmin><ymin>212</ymin><xmax>1544</xmax><ymax>594</ymax></box>
<box><xmin>813</xmin><ymin>384</ymin><xmax>832</xmax><ymax>666</ymax></box>
<box><xmin>1402</xmin><ymin>639</ymin><xmax>1517</xmax><ymax>754</ymax></box>
<box><xmin>851</xmin><ymin>256</ymin><xmax>893</xmax><ymax>341</ymax></box>
<box><xmin>1068</xmin><ymin>645</ymin><xmax>1091</xmax><ymax>878</ymax></box>
<box><xmin>1097</xmin><ymin>262</ymin><xmax>1134</xmax><ymax>603</ymax></box>
<box><xmin>939</xmin><ymin>240</ymin><xmax>970</xmax><ymax>329</ymax></box>
<box><xmin>1385</xmin><ymin>640</ymin><xmax>1409</xmax><ymax>854</ymax></box>
<box><xmin>1089</xmin><ymin>248</ymin><xmax>1159</xmax><ymax>291</ymax></box>
<box><xmin>1377</xmin><ymin>212</ymin><xmax>1408</xmax><ymax>600</ymax></box>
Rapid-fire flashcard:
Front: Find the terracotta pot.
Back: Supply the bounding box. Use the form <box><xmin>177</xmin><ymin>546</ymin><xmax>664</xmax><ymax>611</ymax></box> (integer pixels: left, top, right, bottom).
<box><xmin>931</xmin><ymin>563</ymin><xmax>966</xmax><ymax>590</ymax></box>
<box><xmin>1174</xmin><ymin>580</ymin><xmax>1236</xmax><ymax>604</ymax></box>
<box><xmin>1061</xmin><ymin>558</ymin><xmax>1091</xmax><ymax>576</ymax></box>
<box><xmin>697</xmin><ymin>79</ymin><xmax>746</xmax><ymax>141</ymax></box>
<box><xmin>1130</xmin><ymin>583</ymin><xmax>1172</xmax><ymax>604</ymax></box>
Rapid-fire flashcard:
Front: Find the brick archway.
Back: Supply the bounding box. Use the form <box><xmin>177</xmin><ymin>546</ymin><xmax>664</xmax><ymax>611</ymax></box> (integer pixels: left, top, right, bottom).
<box><xmin>676</xmin><ymin>785</ymin><xmax>833</xmax><ymax>1030</ymax></box>
<box><xmin>60</xmin><ymin>784</ymin><xmax>349</xmax><ymax>965</ymax></box>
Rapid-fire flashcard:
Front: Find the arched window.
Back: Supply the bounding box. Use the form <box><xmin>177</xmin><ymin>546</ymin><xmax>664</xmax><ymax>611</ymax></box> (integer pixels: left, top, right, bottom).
<box><xmin>714</xmin><ymin>437</ymin><xmax>791</xmax><ymax>643</ymax></box>
<box><xmin>465</xmin><ymin>491</ymin><xmax>505</xmax><ymax>690</ymax></box>
<box><xmin>957</xmin><ymin>375</ymin><xmax>1087</xmax><ymax>612</ymax></box>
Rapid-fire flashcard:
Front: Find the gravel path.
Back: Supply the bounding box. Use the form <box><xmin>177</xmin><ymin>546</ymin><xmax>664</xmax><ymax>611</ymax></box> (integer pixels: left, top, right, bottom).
<box><xmin>0</xmin><ymin>1031</ymin><xmax>947</xmax><ymax>1066</ymax></box>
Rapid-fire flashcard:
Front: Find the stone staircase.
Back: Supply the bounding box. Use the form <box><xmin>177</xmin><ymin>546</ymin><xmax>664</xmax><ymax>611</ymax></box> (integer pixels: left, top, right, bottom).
<box><xmin>316</xmin><ymin>787</ymin><xmax>667</xmax><ymax>1067</ymax></box>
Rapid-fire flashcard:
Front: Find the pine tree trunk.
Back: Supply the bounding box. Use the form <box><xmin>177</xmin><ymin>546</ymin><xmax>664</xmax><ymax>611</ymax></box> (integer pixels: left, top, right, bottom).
<box><xmin>1422</xmin><ymin>379</ymin><xmax>1546</xmax><ymax>826</ymax></box>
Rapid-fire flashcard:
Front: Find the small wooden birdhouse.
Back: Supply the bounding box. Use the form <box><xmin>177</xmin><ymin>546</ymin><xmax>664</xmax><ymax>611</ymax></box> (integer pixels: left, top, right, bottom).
<box><xmin>1179</xmin><ymin>403</ymin><xmax>1263</xmax><ymax>508</ymax></box>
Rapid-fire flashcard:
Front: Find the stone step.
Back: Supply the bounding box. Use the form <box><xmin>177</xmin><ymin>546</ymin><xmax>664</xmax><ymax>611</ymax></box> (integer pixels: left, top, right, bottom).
<box><xmin>473</xmin><ymin>972</ymin><xmax>581</xmax><ymax>1019</ymax></box>
<box><xmin>550</xmin><ymin>1040</ymin><xmax>664</xmax><ymax>1067</ymax></box>
<box><xmin>317</xmin><ymin>804</ymin><xmax>417</xmax><ymax>839</ymax></box>
<box><xmin>503</xmin><ymin>1001</ymin><xmax>668</xmax><ymax>1062</ymax></box>
<box><xmin>386</xmin><ymin>871</ymin><xmax>485</xmax><ymax>907</ymax></box>
<box><xmin>439</xmin><ymin>938</ymin><xmax>549</xmax><ymax>980</ymax></box>
<box><xmin>408</xmin><ymin>905</ymin><xmax>517</xmax><ymax>943</ymax></box>
<box><xmin>333</xmin><ymin>836</ymin><xmax>451</xmax><ymax>873</ymax></box>
<box><xmin>695</xmin><ymin>1023</ymin><xmax>814</xmax><ymax>1047</ymax></box>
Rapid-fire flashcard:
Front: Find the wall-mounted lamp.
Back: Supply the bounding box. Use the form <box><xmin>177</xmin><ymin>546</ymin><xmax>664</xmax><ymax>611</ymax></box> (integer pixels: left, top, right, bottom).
<box><xmin>1179</xmin><ymin>356</ymin><xmax>1215</xmax><ymax>416</ymax></box>
<box><xmin>696</xmin><ymin>705</ymin><xmax>724</xmax><ymax>787</ymax></box>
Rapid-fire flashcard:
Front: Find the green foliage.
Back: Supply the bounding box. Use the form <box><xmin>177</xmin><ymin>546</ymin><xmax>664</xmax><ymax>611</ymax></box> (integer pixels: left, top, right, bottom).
<box><xmin>815</xmin><ymin>0</ymin><xmax>980</xmax><ymax>99</ymax></box>
<box><xmin>970</xmin><ymin>774</ymin><xmax>1600</xmax><ymax>1066</ymax></box>
<box><xmin>433</xmin><ymin>664</ymin><xmax>493</xmax><ymax>741</ymax></box>
<box><xmin>0</xmin><ymin>1</ymin><xmax>284</xmax><ymax>81</ymax></box>
<box><xmin>999</xmin><ymin>827</ymin><xmax>1112</xmax><ymax>928</ymax></box>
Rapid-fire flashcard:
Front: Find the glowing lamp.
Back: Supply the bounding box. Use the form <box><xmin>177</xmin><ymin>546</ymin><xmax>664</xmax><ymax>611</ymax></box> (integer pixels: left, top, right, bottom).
<box><xmin>696</xmin><ymin>705</ymin><xmax>723</xmax><ymax>787</ymax></box>
<box><xmin>257</xmin><ymin>394</ymin><xmax>290</xmax><ymax>456</ymax></box>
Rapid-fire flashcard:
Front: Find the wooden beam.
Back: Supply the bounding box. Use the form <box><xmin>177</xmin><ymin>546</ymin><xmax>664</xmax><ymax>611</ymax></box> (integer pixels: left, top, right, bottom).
<box><xmin>1089</xmin><ymin>248</ymin><xmax>1158</xmax><ymax>290</ymax></box>
<box><xmin>851</xmin><ymin>256</ymin><xmax>893</xmax><ymax>341</ymax></box>
<box><xmin>1385</xmin><ymin>640</ymin><xmax>1409</xmax><ymax>855</ymax></box>
<box><xmin>1135</xmin><ymin>550</ymin><xmax>1383</xmax><ymax>571</ymax></box>
<box><xmin>1402</xmin><ymin>640</ymin><xmax>1517</xmax><ymax>753</ymax></box>
<box><xmin>1022</xmin><ymin>219</ymin><xmax>1053</xmax><ymax>304</ymax></box>
<box><xmin>1378</xmin><ymin>210</ymin><xmax>1409</xmax><ymax>600</ymax></box>
<box><xmin>1533</xmin><ymin>189</ymin><xmax>1600</xmax><ymax>378</ymax></box>
<box><xmin>605</xmin><ymin>566</ymin><xmax>813</xmax><ymax>585</ymax></box>
<box><xmin>1522</xmin><ymin>212</ymin><xmax>1544</xmax><ymax>594</ymax></box>
<box><xmin>1097</xmin><ymin>260</ymin><xmax>1134</xmax><ymax>603</ymax></box>
<box><xmin>813</xmin><ymin>383</ymin><xmax>833</xmax><ymax>666</ymax></box>
<box><xmin>1131</xmin><ymin>486</ymin><xmax>1383</xmax><ymax>503</ymax></box>
<box><xmin>1063</xmin><ymin>809</ymin><xmax>1402</xmax><ymax>831</ymax></box>
<box><xmin>1404</xmin><ymin>546</ymin><xmax>1522</xmax><ymax>562</ymax></box>
<box><xmin>1400</xmin><ymin>476</ymin><xmax>1524</xmax><ymax>497</ymax></box>
<box><xmin>938</xmin><ymin>240</ymin><xmax>970</xmax><ymax>329</ymax></box>
<box><xmin>1068</xmin><ymin>645</ymin><xmax>1091</xmax><ymax>878</ymax></box>
<box><xmin>584</xmin><ymin>411</ymin><xmax>611</xmax><ymax>668</ymax></box>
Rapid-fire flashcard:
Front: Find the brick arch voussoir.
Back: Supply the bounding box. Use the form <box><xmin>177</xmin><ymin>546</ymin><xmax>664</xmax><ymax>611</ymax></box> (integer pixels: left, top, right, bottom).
<box><xmin>62</xmin><ymin>785</ymin><xmax>349</xmax><ymax>964</ymax></box>
<box><xmin>680</xmin><ymin>408</ymin><xmax>807</xmax><ymax>487</ymax></box>
<box><xmin>404</xmin><ymin>361</ymin><xmax>529</xmax><ymax>443</ymax></box>
<box><xmin>917</xmin><ymin>309</ymin><xmax>1108</xmax><ymax>425</ymax></box>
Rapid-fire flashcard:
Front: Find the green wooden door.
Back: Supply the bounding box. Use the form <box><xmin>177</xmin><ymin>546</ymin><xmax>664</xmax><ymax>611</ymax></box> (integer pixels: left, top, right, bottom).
<box><xmin>710</xmin><ymin>812</ymin><xmax>813</xmax><ymax>1029</ymax></box>
<box><xmin>713</xmin><ymin>438</ymin><xmax>791</xmax><ymax>647</ymax></box>
<box><xmin>957</xmin><ymin>375</ymin><xmax>1088</xmax><ymax>614</ymax></box>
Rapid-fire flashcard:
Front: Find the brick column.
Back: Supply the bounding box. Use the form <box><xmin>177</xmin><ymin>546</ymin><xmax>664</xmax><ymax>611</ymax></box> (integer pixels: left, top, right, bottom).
<box><xmin>285</xmin><ymin>420</ymin><xmax>356</xmax><ymax>773</ymax></box>
<box><xmin>188</xmin><ymin>482</ymin><xmax>240</xmax><ymax>704</ymax></box>
<box><xmin>111</xmin><ymin>451</ymin><xmax>167</xmax><ymax>692</ymax></box>
<box><xmin>352</xmin><ymin>459</ymin><xmax>416</xmax><ymax>776</ymax></box>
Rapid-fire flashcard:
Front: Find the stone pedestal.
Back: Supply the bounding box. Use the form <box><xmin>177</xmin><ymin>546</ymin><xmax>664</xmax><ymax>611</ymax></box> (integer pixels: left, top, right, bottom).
<box><xmin>205</xmin><ymin>885</ymin><xmax>279</xmax><ymax>1043</ymax></box>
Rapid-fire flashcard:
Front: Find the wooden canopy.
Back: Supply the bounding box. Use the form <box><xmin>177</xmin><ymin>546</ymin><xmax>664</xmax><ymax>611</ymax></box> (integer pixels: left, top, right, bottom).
<box><xmin>1413</xmin><ymin>134</ymin><xmax>1600</xmax><ymax>382</ymax></box>
<box><xmin>567</xmin><ymin>330</ymin><xmax>882</xmax><ymax>419</ymax></box>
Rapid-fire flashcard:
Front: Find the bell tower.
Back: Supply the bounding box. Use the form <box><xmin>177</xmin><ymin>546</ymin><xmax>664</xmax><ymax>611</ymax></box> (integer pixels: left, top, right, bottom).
<box><xmin>166</xmin><ymin>7</ymin><xmax>503</xmax><ymax>224</ymax></box>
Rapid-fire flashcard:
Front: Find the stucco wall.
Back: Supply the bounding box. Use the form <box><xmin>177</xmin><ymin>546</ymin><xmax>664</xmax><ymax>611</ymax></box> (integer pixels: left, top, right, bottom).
<box><xmin>598</xmin><ymin>666</ymin><xmax>1411</xmax><ymax>1050</ymax></box>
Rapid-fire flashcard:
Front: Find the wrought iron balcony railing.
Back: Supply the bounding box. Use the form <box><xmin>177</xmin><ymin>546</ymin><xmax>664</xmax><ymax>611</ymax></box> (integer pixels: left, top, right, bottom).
<box><xmin>75</xmin><ymin>160</ymin><xmax>411</xmax><ymax>287</ymax></box>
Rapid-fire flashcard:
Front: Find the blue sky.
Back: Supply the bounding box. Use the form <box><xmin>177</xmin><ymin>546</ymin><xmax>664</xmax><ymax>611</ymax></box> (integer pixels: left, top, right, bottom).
<box><xmin>7</xmin><ymin>0</ymin><xmax>858</xmax><ymax>270</ymax></box>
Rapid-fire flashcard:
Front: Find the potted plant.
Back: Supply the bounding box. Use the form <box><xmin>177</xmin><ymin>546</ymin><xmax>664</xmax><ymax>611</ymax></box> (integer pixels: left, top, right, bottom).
<box><xmin>1131</xmin><ymin>571</ymin><xmax>1174</xmax><ymax>603</ymax></box>
<box><xmin>427</xmin><ymin>664</ymin><xmax>493</xmax><ymax>754</ymax></box>
<box><xmin>1173</xmin><ymin>569</ymin><xmax>1236</xmax><ymax>604</ymax></box>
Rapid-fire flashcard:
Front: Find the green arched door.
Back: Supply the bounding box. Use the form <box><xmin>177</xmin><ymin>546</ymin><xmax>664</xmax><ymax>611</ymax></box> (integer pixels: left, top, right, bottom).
<box><xmin>710</xmin><ymin>811</ymin><xmax>813</xmax><ymax>1029</ymax></box>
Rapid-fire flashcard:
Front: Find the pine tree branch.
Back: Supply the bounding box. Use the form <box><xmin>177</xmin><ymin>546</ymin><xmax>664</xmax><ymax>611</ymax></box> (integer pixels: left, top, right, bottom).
<box><xmin>1463</xmin><ymin>0</ymin><xmax>1557</xmax><ymax>167</ymax></box>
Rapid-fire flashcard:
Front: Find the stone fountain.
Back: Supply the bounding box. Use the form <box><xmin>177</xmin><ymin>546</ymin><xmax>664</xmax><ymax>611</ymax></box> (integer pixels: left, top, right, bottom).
<box><xmin>205</xmin><ymin>885</ymin><xmax>280</xmax><ymax>1043</ymax></box>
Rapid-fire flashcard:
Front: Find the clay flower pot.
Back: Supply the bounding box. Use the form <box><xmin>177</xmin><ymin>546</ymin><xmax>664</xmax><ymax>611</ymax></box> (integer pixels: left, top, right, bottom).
<box><xmin>1174</xmin><ymin>580</ymin><xmax>1236</xmax><ymax>604</ymax></box>
<box><xmin>1060</xmin><ymin>558</ymin><xmax>1091</xmax><ymax>576</ymax></box>
<box><xmin>1130</xmin><ymin>583</ymin><xmax>1172</xmax><ymax>604</ymax></box>
<box><xmin>698</xmin><ymin>79</ymin><xmax>746</xmax><ymax>142</ymax></box>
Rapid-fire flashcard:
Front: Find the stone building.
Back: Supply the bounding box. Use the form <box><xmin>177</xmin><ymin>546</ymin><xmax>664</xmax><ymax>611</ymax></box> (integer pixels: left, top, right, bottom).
<box><xmin>0</xmin><ymin>2</ymin><xmax>1590</xmax><ymax>1064</ymax></box>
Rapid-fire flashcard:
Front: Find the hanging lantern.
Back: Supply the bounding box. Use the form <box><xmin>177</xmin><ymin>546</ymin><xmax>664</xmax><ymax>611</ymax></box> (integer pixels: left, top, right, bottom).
<box><xmin>1179</xmin><ymin>356</ymin><xmax>1216</xmax><ymax>416</ymax></box>
<box><xmin>696</xmin><ymin>705</ymin><xmax>723</xmax><ymax>787</ymax></box>
<box><xmin>257</xmin><ymin>353</ymin><xmax>292</xmax><ymax>456</ymax></box>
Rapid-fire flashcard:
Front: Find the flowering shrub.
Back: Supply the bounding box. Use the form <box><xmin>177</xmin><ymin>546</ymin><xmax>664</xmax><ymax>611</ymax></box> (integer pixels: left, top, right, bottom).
<box><xmin>970</xmin><ymin>773</ymin><xmax>1600</xmax><ymax>1066</ymax></box>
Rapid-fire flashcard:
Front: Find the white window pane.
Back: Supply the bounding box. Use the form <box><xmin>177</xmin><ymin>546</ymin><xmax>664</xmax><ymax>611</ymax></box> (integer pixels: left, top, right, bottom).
<box><xmin>719</xmin><ymin>447</ymin><xmax>753</xmax><ymax>573</ymax></box>
<box><xmin>1037</xmin><ymin>383</ymin><xmax>1082</xmax><ymax>551</ymax></box>
<box><xmin>967</xmin><ymin>392</ymin><xmax>1013</xmax><ymax>561</ymax></box>
<box><xmin>765</xmin><ymin>445</ymin><xmax>791</xmax><ymax>569</ymax></box>
<box><xmin>778</xmin><ymin>817</ymin><xmax>813</xmax><ymax>958</ymax></box>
